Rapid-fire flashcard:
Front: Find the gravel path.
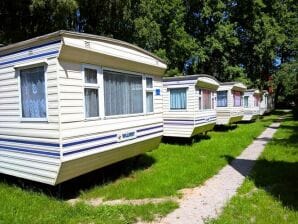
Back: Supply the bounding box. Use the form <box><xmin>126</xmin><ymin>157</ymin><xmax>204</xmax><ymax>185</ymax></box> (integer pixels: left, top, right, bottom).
<box><xmin>149</xmin><ymin>121</ymin><xmax>281</xmax><ymax>224</ymax></box>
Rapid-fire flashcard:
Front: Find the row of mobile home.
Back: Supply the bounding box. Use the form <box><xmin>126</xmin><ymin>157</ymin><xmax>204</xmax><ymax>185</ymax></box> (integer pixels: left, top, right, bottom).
<box><xmin>0</xmin><ymin>31</ymin><xmax>274</xmax><ymax>185</ymax></box>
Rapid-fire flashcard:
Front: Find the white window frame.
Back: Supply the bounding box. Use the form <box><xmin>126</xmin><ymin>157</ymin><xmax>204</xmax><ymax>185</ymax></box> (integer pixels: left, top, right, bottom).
<box><xmin>102</xmin><ymin>67</ymin><xmax>145</xmax><ymax>119</ymax></box>
<box><xmin>16</xmin><ymin>61</ymin><xmax>48</xmax><ymax>122</ymax></box>
<box><xmin>197</xmin><ymin>87</ymin><xmax>202</xmax><ymax>111</ymax></box>
<box><xmin>144</xmin><ymin>76</ymin><xmax>154</xmax><ymax>114</ymax></box>
<box><xmin>82</xmin><ymin>64</ymin><xmax>102</xmax><ymax>120</ymax></box>
<box><xmin>168</xmin><ymin>87</ymin><xmax>188</xmax><ymax>111</ymax></box>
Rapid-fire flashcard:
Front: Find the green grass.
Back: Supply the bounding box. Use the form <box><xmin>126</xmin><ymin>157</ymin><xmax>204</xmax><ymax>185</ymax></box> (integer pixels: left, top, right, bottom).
<box><xmin>80</xmin><ymin>114</ymin><xmax>278</xmax><ymax>200</ymax></box>
<box><xmin>209</xmin><ymin>114</ymin><xmax>298</xmax><ymax>224</ymax></box>
<box><xmin>0</xmin><ymin>183</ymin><xmax>177</xmax><ymax>224</ymax></box>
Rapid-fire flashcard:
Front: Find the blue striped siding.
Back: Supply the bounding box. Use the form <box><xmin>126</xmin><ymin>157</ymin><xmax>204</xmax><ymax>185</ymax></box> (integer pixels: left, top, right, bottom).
<box><xmin>0</xmin><ymin>50</ymin><xmax>59</xmax><ymax>67</ymax></box>
<box><xmin>0</xmin><ymin>40</ymin><xmax>61</xmax><ymax>57</ymax></box>
<box><xmin>0</xmin><ymin>137</ymin><xmax>59</xmax><ymax>148</ymax></box>
<box><xmin>164</xmin><ymin>117</ymin><xmax>216</xmax><ymax>126</ymax></box>
<box><xmin>0</xmin><ymin>40</ymin><xmax>61</xmax><ymax>69</ymax></box>
<box><xmin>0</xmin><ymin>144</ymin><xmax>60</xmax><ymax>157</ymax></box>
<box><xmin>0</xmin><ymin>125</ymin><xmax>163</xmax><ymax>158</ymax></box>
<box><xmin>63</xmin><ymin>134</ymin><xmax>117</xmax><ymax>147</ymax></box>
<box><xmin>62</xmin><ymin>125</ymin><xmax>163</xmax><ymax>156</ymax></box>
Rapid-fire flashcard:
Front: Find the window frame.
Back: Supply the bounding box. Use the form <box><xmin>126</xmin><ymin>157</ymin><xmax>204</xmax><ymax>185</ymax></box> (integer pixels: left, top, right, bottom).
<box><xmin>202</xmin><ymin>89</ymin><xmax>212</xmax><ymax>110</ymax></box>
<box><xmin>145</xmin><ymin>76</ymin><xmax>154</xmax><ymax>114</ymax></box>
<box><xmin>169</xmin><ymin>87</ymin><xmax>188</xmax><ymax>111</ymax></box>
<box><xmin>217</xmin><ymin>90</ymin><xmax>228</xmax><ymax>107</ymax></box>
<box><xmin>233</xmin><ymin>90</ymin><xmax>243</xmax><ymax>107</ymax></box>
<box><xmin>82</xmin><ymin>64</ymin><xmax>102</xmax><ymax>120</ymax></box>
<box><xmin>16</xmin><ymin>62</ymin><xmax>48</xmax><ymax>122</ymax></box>
<box><xmin>244</xmin><ymin>96</ymin><xmax>249</xmax><ymax>108</ymax></box>
<box><xmin>102</xmin><ymin>67</ymin><xmax>145</xmax><ymax>118</ymax></box>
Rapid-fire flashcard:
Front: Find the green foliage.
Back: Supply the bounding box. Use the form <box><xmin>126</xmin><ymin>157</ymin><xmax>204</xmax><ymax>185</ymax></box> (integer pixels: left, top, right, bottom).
<box><xmin>273</xmin><ymin>60</ymin><xmax>298</xmax><ymax>109</ymax></box>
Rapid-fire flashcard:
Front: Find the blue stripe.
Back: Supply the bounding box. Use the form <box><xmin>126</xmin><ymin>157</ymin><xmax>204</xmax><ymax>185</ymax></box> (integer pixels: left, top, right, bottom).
<box><xmin>163</xmin><ymin>82</ymin><xmax>195</xmax><ymax>86</ymax></box>
<box><xmin>137</xmin><ymin>125</ymin><xmax>163</xmax><ymax>132</ymax></box>
<box><xmin>0</xmin><ymin>137</ymin><xmax>59</xmax><ymax>148</ymax></box>
<box><xmin>63</xmin><ymin>130</ymin><xmax>162</xmax><ymax>156</ymax></box>
<box><xmin>0</xmin><ymin>145</ymin><xmax>60</xmax><ymax>157</ymax></box>
<box><xmin>137</xmin><ymin>130</ymin><xmax>163</xmax><ymax>138</ymax></box>
<box><xmin>63</xmin><ymin>141</ymin><xmax>118</xmax><ymax>156</ymax></box>
<box><xmin>164</xmin><ymin>119</ymin><xmax>194</xmax><ymax>122</ymax></box>
<box><xmin>63</xmin><ymin>134</ymin><xmax>117</xmax><ymax>147</ymax></box>
<box><xmin>0</xmin><ymin>50</ymin><xmax>59</xmax><ymax>66</ymax></box>
<box><xmin>164</xmin><ymin>122</ymin><xmax>194</xmax><ymax>126</ymax></box>
<box><xmin>0</xmin><ymin>40</ymin><xmax>61</xmax><ymax>57</ymax></box>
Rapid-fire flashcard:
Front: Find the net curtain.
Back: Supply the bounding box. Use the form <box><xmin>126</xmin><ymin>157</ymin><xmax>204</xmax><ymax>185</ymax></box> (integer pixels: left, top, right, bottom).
<box><xmin>20</xmin><ymin>66</ymin><xmax>46</xmax><ymax>118</ymax></box>
<box><xmin>170</xmin><ymin>88</ymin><xmax>187</xmax><ymax>109</ymax></box>
<box><xmin>104</xmin><ymin>70</ymin><xmax>143</xmax><ymax>116</ymax></box>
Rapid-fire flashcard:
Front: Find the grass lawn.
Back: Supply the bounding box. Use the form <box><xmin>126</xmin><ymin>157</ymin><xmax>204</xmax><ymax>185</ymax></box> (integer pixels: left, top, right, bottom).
<box><xmin>209</xmin><ymin>113</ymin><xmax>298</xmax><ymax>224</ymax></box>
<box><xmin>0</xmin><ymin>113</ymin><xmax>279</xmax><ymax>223</ymax></box>
<box><xmin>78</xmin><ymin>113</ymin><xmax>279</xmax><ymax>200</ymax></box>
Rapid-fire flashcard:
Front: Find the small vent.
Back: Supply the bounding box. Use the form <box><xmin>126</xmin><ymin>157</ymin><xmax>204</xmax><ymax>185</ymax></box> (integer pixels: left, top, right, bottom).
<box><xmin>85</xmin><ymin>41</ymin><xmax>90</xmax><ymax>48</ymax></box>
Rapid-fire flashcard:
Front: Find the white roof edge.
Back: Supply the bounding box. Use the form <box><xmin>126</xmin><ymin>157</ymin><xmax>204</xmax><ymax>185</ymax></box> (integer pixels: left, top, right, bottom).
<box><xmin>0</xmin><ymin>30</ymin><xmax>167</xmax><ymax>67</ymax></box>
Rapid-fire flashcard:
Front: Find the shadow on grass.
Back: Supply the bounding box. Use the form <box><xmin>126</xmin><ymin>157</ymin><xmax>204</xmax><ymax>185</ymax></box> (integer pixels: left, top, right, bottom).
<box><xmin>162</xmin><ymin>134</ymin><xmax>211</xmax><ymax>145</ymax></box>
<box><xmin>213</xmin><ymin>124</ymin><xmax>238</xmax><ymax>132</ymax></box>
<box><xmin>0</xmin><ymin>154</ymin><xmax>155</xmax><ymax>200</ymax></box>
<box><xmin>223</xmin><ymin>155</ymin><xmax>298</xmax><ymax>211</ymax></box>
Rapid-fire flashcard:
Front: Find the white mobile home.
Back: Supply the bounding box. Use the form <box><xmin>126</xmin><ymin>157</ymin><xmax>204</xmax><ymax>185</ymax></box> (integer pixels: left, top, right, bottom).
<box><xmin>216</xmin><ymin>82</ymin><xmax>247</xmax><ymax>125</ymax></box>
<box><xmin>0</xmin><ymin>30</ymin><xmax>167</xmax><ymax>185</ymax></box>
<box><xmin>242</xmin><ymin>89</ymin><xmax>260</xmax><ymax>121</ymax></box>
<box><xmin>259</xmin><ymin>90</ymin><xmax>274</xmax><ymax>115</ymax></box>
<box><xmin>163</xmin><ymin>75</ymin><xmax>219</xmax><ymax>138</ymax></box>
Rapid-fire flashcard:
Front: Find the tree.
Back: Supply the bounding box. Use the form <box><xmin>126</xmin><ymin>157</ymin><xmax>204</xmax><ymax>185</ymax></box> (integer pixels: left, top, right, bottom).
<box><xmin>134</xmin><ymin>0</ymin><xmax>199</xmax><ymax>75</ymax></box>
<box><xmin>0</xmin><ymin>0</ymin><xmax>78</xmax><ymax>44</ymax></box>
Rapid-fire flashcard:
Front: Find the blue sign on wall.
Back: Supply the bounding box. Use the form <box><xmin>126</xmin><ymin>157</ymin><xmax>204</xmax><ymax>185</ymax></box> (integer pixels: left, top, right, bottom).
<box><xmin>155</xmin><ymin>89</ymin><xmax>161</xmax><ymax>96</ymax></box>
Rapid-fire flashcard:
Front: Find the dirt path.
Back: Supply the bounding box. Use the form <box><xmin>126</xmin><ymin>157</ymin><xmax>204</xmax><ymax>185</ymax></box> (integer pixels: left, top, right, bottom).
<box><xmin>145</xmin><ymin>121</ymin><xmax>281</xmax><ymax>224</ymax></box>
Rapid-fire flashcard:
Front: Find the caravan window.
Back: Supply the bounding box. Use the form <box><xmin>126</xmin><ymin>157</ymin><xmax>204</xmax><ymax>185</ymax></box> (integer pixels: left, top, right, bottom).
<box><xmin>104</xmin><ymin>70</ymin><xmax>143</xmax><ymax>116</ymax></box>
<box><xmin>233</xmin><ymin>91</ymin><xmax>242</xmax><ymax>107</ymax></box>
<box><xmin>146</xmin><ymin>77</ymin><xmax>154</xmax><ymax>113</ymax></box>
<box><xmin>84</xmin><ymin>68</ymin><xmax>99</xmax><ymax>118</ymax></box>
<box><xmin>170</xmin><ymin>88</ymin><xmax>187</xmax><ymax>110</ymax></box>
<box><xmin>244</xmin><ymin>96</ymin><xmax>249</xmax><ymax>108</ymax></box>
<box><xmin>203</xmin><ymin>90</ymin><xmax>212</xmax><ymax>109</ymax></box>
<box><xmin>217</xmin><ymin>91</ymin><xmax>227</xmax><ymax>107</ymax></box>
<box><xmin>20</xmin><ymin>66</ymin><xmax>47</xmax><ymax>119</ymax></box>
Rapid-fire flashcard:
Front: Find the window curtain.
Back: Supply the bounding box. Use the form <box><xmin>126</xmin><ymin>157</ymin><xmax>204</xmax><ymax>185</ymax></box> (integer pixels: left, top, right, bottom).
<box><xmin>170</xmin><ymin>88</ymin><xmax>187</xmax><ymax>109</ymax></box>
<box><xmin>20</xmin><ymin>66</ymin><xmax>46</xmax><ymax>118</ymax></box>
<box><xmin>203</xmin><ymin>90</ymin><xmax>211</xmax><ymax>109</ymax></box>
<box><xmin>217</xmin><ymin>91</ymin><xmax>227</xmax><ymax>107</ymax></box>
<box><xmin>85</xmin><ymin>89</ymin><xmax>99</xmax><ymax>117</ymax></box>
<box><xmin>104</xmin><ymin>70</ymin><xmax>143</xmax><ymax>116</ymax></box>
<box><xmin>244</xmin><ymin>96</ymin><xmax>249</xmax><ymax>108</ymax></box>
<box><xmin>233</xmin><ymin>91</ymin><xmax>242</xmax><ymax>106</ymax></box>
<box><xmin>84</xmin><ymin>68</ymin><xmax>97</xmax><ymax>83</ymax></box>
<box><xmin>146</xmin><ymin>92</ymin><xmax>153</xmax><ymax>112</ymax></box>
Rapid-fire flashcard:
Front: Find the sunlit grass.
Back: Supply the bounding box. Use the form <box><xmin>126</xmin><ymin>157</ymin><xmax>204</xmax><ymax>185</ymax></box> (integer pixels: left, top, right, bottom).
<box><xmin>209</xmin><ymin>113</ymin><xmax>298</xmax><ymax>224</ymax></box>
<box><xmin>80</xmin><ymin>114</ymin><xmax>279</xmax><ymax>200</ymax></box>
